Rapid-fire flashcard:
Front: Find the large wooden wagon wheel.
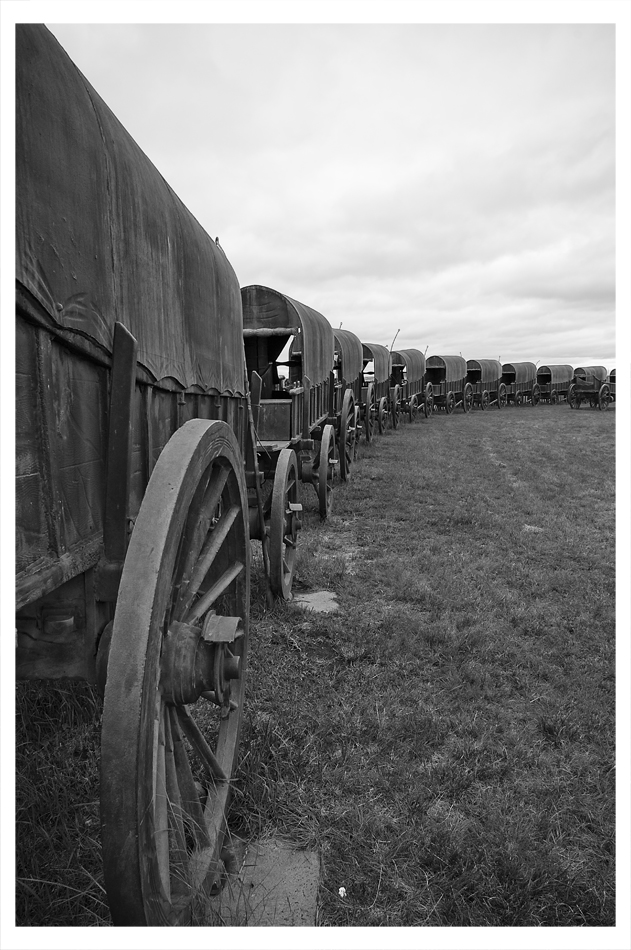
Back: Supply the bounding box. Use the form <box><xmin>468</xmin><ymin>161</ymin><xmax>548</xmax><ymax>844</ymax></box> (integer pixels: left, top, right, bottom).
<box><xmin>568</xmin><ymin>384</ymin><xmax>578</xmax><ymax>409</ymax></box>
<box><xmin>408</xmin><ymin>394</ymin><xmax>419</xmax><ymax>422</ymax></box>
<box><xmin>101</xmin><ymin>420</ymin><xmax>250</xmax><ymax>926</ymax></box>
<box><xmin>391</xmin><ymin>385</ymin><xmax>401</xmax><ymax>429</ymax></box>
<box><xmin>364</xmin><ymin>382</ymin><xmax>376</xmax><ymax>442</ymax></box>
<box><xmin>498</xmin><ymin>383</ymin><xmax>507</xmax><ymax>409</ymax></box>
<box><xmin>481</xmin><ymin>390</ymin><xmax>489</xmax><ymax>411</ymax></box>
<box><xmin>531</xmin><ymin>384</ymin><xmax>541</xmax><ymax>406</ymax></box>
<box><xmin>423</xmin><ymin>383</ymin><xmax>433</xmax><ymax>418</ymax></box>
<box><xmin>462</xmin><ymin>382</ymin><xmax>474</xmax><ymax>413</ymax></box>
<box><xmin>377</xmin><ymin>396</ymin><xmax>388</xmax><ymax>434</ymax></box>
<box><xmin>316</xmin><ymin>423</ymin><xmax>336</xmax><ymax>519</ymax></box>
<box><xmin>339</xmin><ymin>389</ymin><xmax>356</xmax><ymax>481</ymax></box>
<box><xmin>598</xmin><ymin>383</ymin><xmax>610</xmax><ymax>410</ymax></box>
<box><xmin>269</xmin><ymin>448</ymin><xmax>301</xmax><ymax>599</ymax></box>
<box><xmin>445</xmin><ymin>391</ymin><xmax>455</xmax><ymax>414</ymax></box>
<box><xmin>514</xmin><ymin>391</ymin><xmax>523</xmax><ymax>407</ymax></box>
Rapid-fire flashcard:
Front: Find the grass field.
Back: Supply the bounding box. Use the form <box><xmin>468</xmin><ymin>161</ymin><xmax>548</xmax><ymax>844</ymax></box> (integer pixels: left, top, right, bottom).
<box><xmin>15</xmin><ymin>401</ymin><xmax>616</xmax><ymax>927</ymax></box>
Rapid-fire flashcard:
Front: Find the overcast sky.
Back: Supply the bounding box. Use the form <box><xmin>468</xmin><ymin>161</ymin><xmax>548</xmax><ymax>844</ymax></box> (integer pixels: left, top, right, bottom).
<box><xmin>43</xmin><ymin>18</ymin><xmax>619</xmax><ymax>371</ymax></box>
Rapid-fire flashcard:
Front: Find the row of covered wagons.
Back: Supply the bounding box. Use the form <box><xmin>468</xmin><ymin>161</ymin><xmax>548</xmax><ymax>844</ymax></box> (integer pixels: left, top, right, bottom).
<box><xmin>14</xmin><ymin>25</ymin><xmax>614</xmax><ymax>929</ymax></box>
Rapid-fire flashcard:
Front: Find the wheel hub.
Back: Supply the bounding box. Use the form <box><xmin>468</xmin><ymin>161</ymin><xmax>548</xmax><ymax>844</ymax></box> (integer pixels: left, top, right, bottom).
<box><xmin>160</xmin><ymin>615</ymin><xmax>243</xmax><ymax>706</ymax></box>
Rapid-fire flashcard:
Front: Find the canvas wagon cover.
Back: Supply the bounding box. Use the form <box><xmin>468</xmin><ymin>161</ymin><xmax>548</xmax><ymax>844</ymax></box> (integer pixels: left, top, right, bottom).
<box><xmin>393</xmin><ymin>348</ymin><xmax>426</xmax><ymax>384</ymax></box>
<box><xmin>537</xmin><ymin>364</ymin><xmax>574</xmax><ymax>384</ymax></box>
<box><xmin>241</xmin><ymin>285</ymin><xmax>334</xmax><ymax>387</ymax></box>
<box><xmin>427</xmin><ymin>355</ymin><xmax>467</xmax><ymax>382</ymax></box>
<box><xmin>362</xmin><ymin>343</ymin><xmax>391</xmax><ymax>384</ymax></box>
<box><xmin>467</xmin><ymin>359</ymin><xmax>502</xmax><ymax>384</ymax></box>
<box><xmin>333</xmin><ymin>329</ymin><xmax>363</xmax><ymax>385</ymax></box>
<box><xmin>16</xmin><ymin>25</ymin><xmax>244</xmax><ymax>394</ymax></box>
<box><xmin>502</xmin><ymin>362</ymin><xmax>537</xmax><ymax>383</ymax></box>
<box><xmin>574</xmin><ymin>366</ymin><xmax>608</xmax><ymax>381</ymax></box>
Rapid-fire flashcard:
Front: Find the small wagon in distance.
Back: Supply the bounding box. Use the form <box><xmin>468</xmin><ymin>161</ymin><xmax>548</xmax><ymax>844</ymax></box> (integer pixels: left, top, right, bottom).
<box><xmin>466</xmin><ymin>359</ymin><xmax>505</xmax><ymax>410</ymax></box>
<box><xmin>242</xmin><ymin>284</ymin><xmax>338</xmax><ymax>522</ymax></box>
<box><xmin>362</xmin><ymin>342</ymin><xmax>394</xmax><ymax>433</ymax></box>
<box><xmin>536</xmin><ymin>364</ymin><xmax>574</xmax><ymax>404</ymax></box>
<box><xmin>332</xmin><ymin>328</ymin><xmax>364</xmax><ymax>480</ymax></box>
<box><xmin>568</xmin><ymin>366</ymin><xmax>611</xmax><ymax>410</ymax></box>
<box><xmin>608</xmin><ymin>369</ymin><xmax>616</xmax><ymax>405</ymax></box>
<box><xmin>390</xmin><ymin>348</ymin><xmax>431</xmax><ymax>421</ymax></box>
<box><xmin>501</xmin><ymin>362</ymin><xmax>540</xmax><ymax>406</ymax></box>
<box><xmin>425</xmin><ymin>355</ymin><xmax>473</xmax><ymax>414</ymax></box>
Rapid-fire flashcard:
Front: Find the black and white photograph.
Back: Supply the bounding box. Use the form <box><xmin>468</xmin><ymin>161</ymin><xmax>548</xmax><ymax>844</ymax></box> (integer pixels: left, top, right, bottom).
<box><xmin>3</xmin><ymin>1</ymin><xmax>629</xmax><ymax>946</ymax></box>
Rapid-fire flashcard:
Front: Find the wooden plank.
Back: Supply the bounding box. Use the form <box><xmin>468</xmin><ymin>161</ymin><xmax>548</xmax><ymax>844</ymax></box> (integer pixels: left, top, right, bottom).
<box><xmin>243</xmin><ymin>327</ymin><xmax>299</xmax><ymax>337</ymax></box>
<box><xmin>103</xmin><ymin>322</ymin><xmax>138</xmax><ymax>563</ymax></box>
<box><xmin>16</xmin><ymin>535</ymin><xmax>103</xmax><ymax>611</ymax></box>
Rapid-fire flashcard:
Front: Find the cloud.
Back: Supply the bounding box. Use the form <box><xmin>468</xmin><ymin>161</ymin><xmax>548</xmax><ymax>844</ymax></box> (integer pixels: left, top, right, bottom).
<box><xmin>46</xmin><ymin>22</ymin><xmax>617</xmax><ymax>365</ymax></box>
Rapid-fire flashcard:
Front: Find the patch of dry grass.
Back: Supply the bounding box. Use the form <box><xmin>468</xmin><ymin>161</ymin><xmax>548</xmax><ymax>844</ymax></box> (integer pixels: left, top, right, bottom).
<box><xmin>234</xmin><ymin>405</ymin><xmax>615</xmax><ymax>927</ymax></box>
<box><xmin>15</xmin><ymin>403</ymin><xmax>615</xmax><ymax>926</ymax></box>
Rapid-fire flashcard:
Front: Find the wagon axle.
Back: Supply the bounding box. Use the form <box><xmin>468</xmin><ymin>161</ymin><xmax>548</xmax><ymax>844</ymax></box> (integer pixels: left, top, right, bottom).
<box><xmin>160</xmin><ymin>616</ymin><xmax>243</xmax><ymax>708</ymax></box>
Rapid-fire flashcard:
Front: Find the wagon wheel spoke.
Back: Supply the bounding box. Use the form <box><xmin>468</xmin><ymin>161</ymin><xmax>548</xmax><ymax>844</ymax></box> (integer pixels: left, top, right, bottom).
<box><xmin>168</xmin><ymin>707</ymin><xmax>211</xmax><ymax>850</ymax></box>
<box><xmin>364</xmin><ymin>383</ymin><xmax>375</xmax><ymax>442</ymax></box>
<box><xmin>172</xmin><ymin>466</ymin><xmax>230</xmax><ymax>617</ymax></box>
<box><xmin>175</xmin><ymin>705</ymin><xmax>229</xmax><ymax>784</ymax></box>
<box><xmin>175</xmin><ymin>503</ymin><xmax>241</xmax><ymax>622</ymax></box>
<box><xmin>318</xmin><ymin>424</ymin><xmax>336</xmax><ymax>519</ymax></box>
<box><xmin>183</xmin><ymin>560</ymin><xmax>245</xmax><ymax>625</ymax></box>
<box><xmin>269</xmin><ymin>449</ymin><xmax>301</xmax><ymax>599</ymax></box>
<box><xmin>339</xmin><ymin>390</ymin><xmax>355</xmax><ymax>481</ymax></box>
<box><xmin>162</xmin><ymin>707</ymin><xmax>199</xmax><ymax>899</ymax></box>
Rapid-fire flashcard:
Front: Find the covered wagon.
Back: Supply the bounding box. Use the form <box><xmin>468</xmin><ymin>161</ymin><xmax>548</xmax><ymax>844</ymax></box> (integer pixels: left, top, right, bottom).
<box><xmin>242</xmin><ymin>284</ymin><xmax>339</xmax><ymax>518</ymax></box>
<box><xmin>568</xmin><ymin>366</ymin><xmax>610</xmax><ymax>410</ymax></box>
<box><xmin>362</xmin><ymin>342</ymin><xmax>394</xmax><ymax>434</ymax></box>
<box><xmin>536</xmin><ymin>364</ymin><xmax>574</xmax><ymax>404</ymax></box>
<box><xmin>608</xmin><ymin>368</ymin><xmax>616</xmax><ymax>404</ymax></box>
<box><xmin>466</xmin><ymin>359</ymin><xmax>505</xmax><ymax>410</ymax></box>
<box><xmin>501</xmin><ymin>362</ymin><xmax>540</xmax><ymax>406</ymax></box>
<box><xmin>17</xmin><ymin>25</ymin><xmax>264</xmax><ymax>924</ymax></box>
<box><xmin>390</xmin><ymin>348</ymin><xmax>431</xmax><ymax>421</ymax></box>
<box><xmin>331</xmin><ymin>328</ymin><xmax>364</xmax><ymax>479</ymax></box>
<box><xmin>425</xmin><ymin>355</ymin><xmax>473</xmax><ymax>413</ymax></box>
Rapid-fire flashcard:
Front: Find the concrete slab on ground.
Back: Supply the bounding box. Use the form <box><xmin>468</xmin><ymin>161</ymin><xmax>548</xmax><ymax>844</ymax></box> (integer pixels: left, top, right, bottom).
<box><xmin>291</xmin><ymin>590</ymin><xmax>339</xmax><ymax>613</ymax></box>
<box><xmin>207</xmin><ymin>838</ymin><xmax>320</xmax><ymax>926</ymax></box>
